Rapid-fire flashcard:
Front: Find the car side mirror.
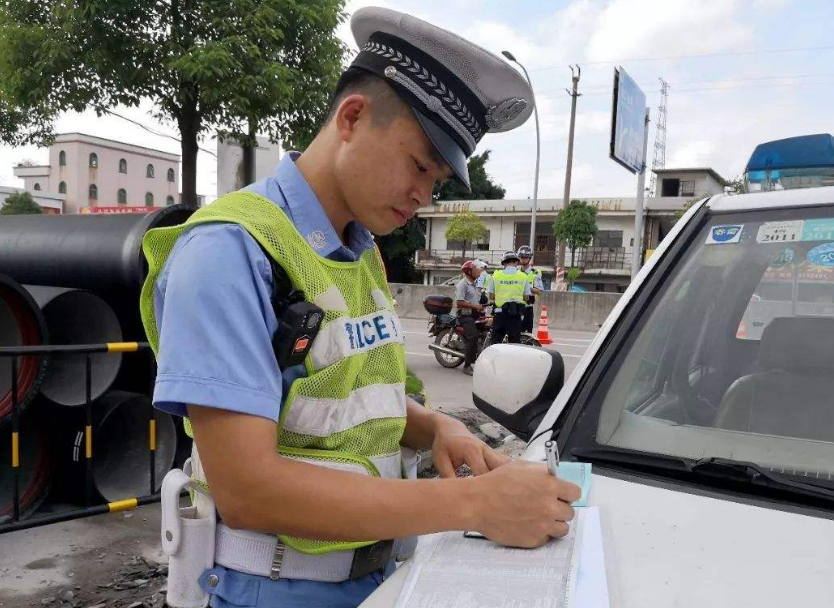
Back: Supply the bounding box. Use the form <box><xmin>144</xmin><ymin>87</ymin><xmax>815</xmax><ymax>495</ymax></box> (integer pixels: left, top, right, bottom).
<box><xmin>472</xmin><ymin>344</ymin><xmax>565</xmax><ymax>442</ymax></box>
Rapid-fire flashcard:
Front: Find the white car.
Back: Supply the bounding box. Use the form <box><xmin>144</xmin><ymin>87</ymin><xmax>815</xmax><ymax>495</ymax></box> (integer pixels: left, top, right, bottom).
<box><xmin>364</xmin><ymin>186</ymin><xmax>834</xmax><ymax>607</ymax></box>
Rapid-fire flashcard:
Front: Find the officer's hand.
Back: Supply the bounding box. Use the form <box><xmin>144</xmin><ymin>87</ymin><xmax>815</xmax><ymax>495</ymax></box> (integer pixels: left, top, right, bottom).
<box><xmin>471</xmin><ymin>461</ymin><xmax>581</xmax><ymax>548</ymax></box>
<box><xmin>432</xmin><ymin>415</ymin><xmax>510</xmax><ymax>478</ymax></box>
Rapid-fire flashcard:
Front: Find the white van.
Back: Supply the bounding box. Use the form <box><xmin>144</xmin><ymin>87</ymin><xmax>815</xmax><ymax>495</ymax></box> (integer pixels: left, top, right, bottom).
<box><xmin>365</xmin><ymin>186</ymin><xmax>834</xmax><ymax>607</ymax></box>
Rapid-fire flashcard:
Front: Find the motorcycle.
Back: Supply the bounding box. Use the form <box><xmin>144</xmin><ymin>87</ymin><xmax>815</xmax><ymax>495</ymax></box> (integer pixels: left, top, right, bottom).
<box><xmin>423</xmin><ymin>295</ymin><xmax>542</xmax><ymax>368</ymax></box>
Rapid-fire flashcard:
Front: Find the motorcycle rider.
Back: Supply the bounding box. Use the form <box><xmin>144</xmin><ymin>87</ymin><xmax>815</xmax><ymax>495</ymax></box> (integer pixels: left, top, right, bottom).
<box><xmin>456</xmin><ymin>260</ymin><xmax>485</xmax><ymax>376</ymax></box>
<box><xmin>517</xmin><ymin>245</ymin><xmax>544</xmax><ymax>333</ymax></box>
<box><xmin>489</xmin><ymin>251</ymin><xmax>531</xmax><ymax>344</ymax></box>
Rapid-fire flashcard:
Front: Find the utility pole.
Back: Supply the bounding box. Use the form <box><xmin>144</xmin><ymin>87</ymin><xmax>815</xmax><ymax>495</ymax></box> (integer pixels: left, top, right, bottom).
<box><xmin>558</xmin><ymin>65</ymin><xmax>581</xmax><ymax>274</ymax></box>
<box><xmin>631</xmin><ymin>108</ymin><xmax>651</xmax><ymax>278</ymax></box>
<box><xmin>648</xmin><ymin>79</ymin><xmax>669</xmax><ymax>198</ymax></box>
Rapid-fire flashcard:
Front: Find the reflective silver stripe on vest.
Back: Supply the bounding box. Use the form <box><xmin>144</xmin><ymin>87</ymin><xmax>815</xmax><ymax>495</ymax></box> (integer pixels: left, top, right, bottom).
<box><xmin>283</xmin><ymin>383</ymin><xmax>406</xmax><ymax>438</ymax></box>
<box><xmin>309</xmin><ymin>309</ymin><xmax>404</xmax><ymax>370</ymax></box>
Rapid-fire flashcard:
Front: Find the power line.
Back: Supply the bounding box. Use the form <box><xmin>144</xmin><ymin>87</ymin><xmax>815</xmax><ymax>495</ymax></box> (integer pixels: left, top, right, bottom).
<box><xmin>530</xmin><ymin>44</ymin><xmax>834</xmax><ymax>72</ymax></box>
<box><xmin>100</xmin><ymin>108</ymin><xmax>218</xmax><ymax>158</ymax></box>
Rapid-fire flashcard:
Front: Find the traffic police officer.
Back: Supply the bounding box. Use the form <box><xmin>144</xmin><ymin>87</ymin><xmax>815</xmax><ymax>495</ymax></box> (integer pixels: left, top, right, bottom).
<box><xmin>517</xmin><ymin>245</ymin><xmax>544</xmax><ymax>333</ymax></box>
<box><xmin>488</xmin><ymin>250</ymin><xmax>531</xmax><ymax>344</ymax></box>
<box><xmin>140</xmin><ymin>7</ymin><xmax>579</xmax><ymax>608</ymax></box>
<box><xmin>455</xmin><ymin>260</ymin><xmax>484</xmax><ymax>376</ymax></box>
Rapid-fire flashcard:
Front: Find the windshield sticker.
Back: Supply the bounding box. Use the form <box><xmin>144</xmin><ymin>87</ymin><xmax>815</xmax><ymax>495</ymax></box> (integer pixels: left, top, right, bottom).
<box><xmin>706</xmin><ymin>224</ymin><xmax>743</xmax><ymax>244</ymax></box>
<box><xmin>757</xmin><ymin>220</ymin><xmax>804</xmax><ymax>244</ymax></box>
<box><xmin>807</xmin><ymin>243</ymin><xmax>834</xmax><ymax>267</ymax></box>
<box><xmin>801</xmin><ymin>218</ymin><xmax>834</xmax><ymax>242</ymax></box>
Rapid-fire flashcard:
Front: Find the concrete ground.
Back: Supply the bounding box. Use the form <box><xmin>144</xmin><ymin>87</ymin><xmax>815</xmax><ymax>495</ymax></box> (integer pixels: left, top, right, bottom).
<box><xmin>0</xmin><ymin>318</ymin><xmax>597</xmax><ymax>608</ymax></box>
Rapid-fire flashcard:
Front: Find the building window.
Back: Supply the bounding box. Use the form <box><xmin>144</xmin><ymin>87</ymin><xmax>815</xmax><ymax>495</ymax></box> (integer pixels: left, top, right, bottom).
<box><xmin>33</xmin><ymin>183</ymin><xmax>41</xmax><ymax>191</ymax></box>
<box><xmin>167</xmin><ymin>168</ymin><xmax>175</xmax><ymax>182</ymax></box>
<box><xmin>118</xmin><ymin>188</ymin><xmax>127</xmax><ymax>205</ymax></box>
<box><xmin>661</xmin><ymin>178</ymin><xmax>679</xmax><ymax>197</ymax></box>
<box><xmin>146</xmin><ymin>164</ymin><xmax>154</xmax><ymax>178</ymax></box>
<box><xmin>594</xmin><ymin>230</ymin><xmax>624</xmax><ymax>248</ymax></box>
<box><xmin>145</xmin><ymin>192</ymin><xmax>154</xmax><ymax>207</ymax></box>
<box><xmin>59</xmin><ymin>151</ymin><xmax>66</xmax><ymax>166</ymax></box>
<box><xmin>89</xmin><ymin>153</ymin><xmax>98</xmax><ymax>168</ymax></box>
<box><xmin>89</xmin><ymin>184</ymin><xmax>98</xmax><ymax>200</ymax></box>
<box><xmin>119</xmin><ymin>158</ymin><xmax>127</xmax><ymax>174</ymax></box>
<box><xmin>58</xmin><ymin>181</ymin><xmax>66</xmax><ymax>194</ymax></box>
<box><xmin>680</xmin><ymin>180</ymin><xmax>696</xmax><ymax>197</ymax></box>
<box><xmin>166</xmin><ymin>195</ymin><xmax>175</xmax><ymax>206</ymax></box>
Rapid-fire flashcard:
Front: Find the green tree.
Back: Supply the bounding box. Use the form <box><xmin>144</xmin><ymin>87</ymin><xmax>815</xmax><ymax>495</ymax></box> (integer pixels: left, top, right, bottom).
<box><xmin>434</xmin><ymin>150</ymin><xmax>506</xmax><ymax>201</ymax></box>
<box><xmin>375</xmin><ymin>218</ymin><xmax>426</xmax><ymax>283</ymax></box>
<box><xmin>0</xmin><ymin>191</ymin><xmax>42</xmax><ymax>215</ymax></box>
<box><xmin>0</xmin><ymin>0</ymin><xmax>346</xmax><ymax>207</ymax></box>
<box><xmin>445</xmin><ymin>209</ymin><xmax>487</xmax><ymax>262</ymax></box>
<box><xmin>552</xmin><ymin>200</ymin><xmax>597</xmax><ymax>267</ymax></box>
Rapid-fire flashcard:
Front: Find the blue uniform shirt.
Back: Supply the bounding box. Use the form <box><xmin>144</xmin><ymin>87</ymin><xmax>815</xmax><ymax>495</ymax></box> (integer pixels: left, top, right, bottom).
<box><xmin>152</xmin><ymin>152</ymin><xmax>389</xmax><ymax>608</ymax></box>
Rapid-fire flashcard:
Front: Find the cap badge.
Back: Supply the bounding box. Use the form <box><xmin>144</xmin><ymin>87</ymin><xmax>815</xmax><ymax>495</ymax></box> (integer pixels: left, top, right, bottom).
<box><xmin>486</xmin><ymin>98</ymin><xmax>528</xmax><ymax>129</ymax></box>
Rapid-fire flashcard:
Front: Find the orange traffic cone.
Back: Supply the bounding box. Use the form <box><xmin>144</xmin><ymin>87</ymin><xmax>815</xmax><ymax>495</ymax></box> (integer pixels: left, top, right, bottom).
<box><xmin>536</xmin><ymin>305</ymin><xmax>554</xmax><ymax>345</ymax></box>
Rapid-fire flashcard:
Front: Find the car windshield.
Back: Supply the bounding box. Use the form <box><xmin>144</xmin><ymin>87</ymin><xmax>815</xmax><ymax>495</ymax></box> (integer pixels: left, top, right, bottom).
<box><xmin>566</xmin><ymin>203</ymin><xmax>834</xmax><ymax>485</ymax></box>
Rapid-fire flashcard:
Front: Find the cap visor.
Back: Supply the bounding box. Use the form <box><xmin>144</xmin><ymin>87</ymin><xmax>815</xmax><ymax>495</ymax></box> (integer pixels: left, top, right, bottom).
<box><xmin>412</xmin><ymin>109</ymin><xmax>470</xmax><ymax>191</ymax></box>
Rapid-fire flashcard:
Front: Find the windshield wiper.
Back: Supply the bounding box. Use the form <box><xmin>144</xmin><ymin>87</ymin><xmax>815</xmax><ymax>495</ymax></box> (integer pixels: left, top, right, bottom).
<box><xmin>571</xmin><ymin>447</ymin><xmax>834</xmax><ymax>503</ymax></box>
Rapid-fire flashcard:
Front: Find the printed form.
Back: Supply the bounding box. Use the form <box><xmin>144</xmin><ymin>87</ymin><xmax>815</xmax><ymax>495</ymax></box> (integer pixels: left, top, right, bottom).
<box><xmin>394</xmin><ymin>511</ymin><xmax>583</xmax><ymax>608</ymax></box>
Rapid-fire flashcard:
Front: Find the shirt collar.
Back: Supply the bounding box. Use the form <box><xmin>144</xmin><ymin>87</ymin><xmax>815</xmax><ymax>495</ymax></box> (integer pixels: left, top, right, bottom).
<box><xmin>272</xmin><ymin>152</ymin><xmax>375</xmax><ymax>260</ymax></box>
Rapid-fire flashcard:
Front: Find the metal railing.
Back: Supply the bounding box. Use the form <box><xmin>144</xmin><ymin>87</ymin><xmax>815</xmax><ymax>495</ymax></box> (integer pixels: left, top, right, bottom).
<box><xmin>416</xmin><ymin>247</ymin><xmax>632</xmax><ymax>270</ymax></box>
<box><xmin>0</xmin><ymin>341</ymin><xmax>160</xmax><ymax>534</ymax></box>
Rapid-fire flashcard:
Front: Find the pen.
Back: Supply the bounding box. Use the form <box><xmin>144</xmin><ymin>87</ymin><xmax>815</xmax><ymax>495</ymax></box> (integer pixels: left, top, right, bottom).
<box><xmin>544</xmin><ymin>440</ymin><xmax>559</xmax><ymax>477</ymax></box>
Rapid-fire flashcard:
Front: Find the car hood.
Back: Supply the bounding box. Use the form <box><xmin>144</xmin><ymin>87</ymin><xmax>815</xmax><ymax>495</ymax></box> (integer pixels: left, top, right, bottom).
<box><xmin>361</xmin><ymin>471</ymin><xmax>834</xmax><ymax>608</ymax></box>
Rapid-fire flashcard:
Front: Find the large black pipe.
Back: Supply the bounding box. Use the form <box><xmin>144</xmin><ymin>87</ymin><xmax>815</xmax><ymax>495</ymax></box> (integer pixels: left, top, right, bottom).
<box><xmin>50</xmin><ymin>391</ymin><xmax>176</xmax><ymax>504</ymax></box>
<box><xmin>0</xmin><ymin>274</ymin><xmax>48</xmax><ymax>423</ymax></box>
<box><xmin>0</xmin><ymin>406</ymin><xmax>50</xmax><ymax>523</ymax></box>
<box><xmin>25</xmin><ymin>287</ymin><xmax>123</xmax><ymax>406</ymax></box>
<box><xmin>0</xmin><ymin>205</ymin><xmax>194</xmax><ymax>294</ymax></box>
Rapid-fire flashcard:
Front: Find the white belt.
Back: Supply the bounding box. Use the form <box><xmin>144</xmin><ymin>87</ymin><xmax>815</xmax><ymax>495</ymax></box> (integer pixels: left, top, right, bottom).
<box><xmin>214</xmin><ymin>524</ymin><xmax>416</xmax><ymax>582</ymax></box>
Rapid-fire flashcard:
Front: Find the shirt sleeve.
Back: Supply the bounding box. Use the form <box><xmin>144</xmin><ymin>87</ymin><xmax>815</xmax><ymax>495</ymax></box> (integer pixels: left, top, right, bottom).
<box><xmin>535</xmin><ymin>273</ymin><xmax>544</xmax><ymax>290</ymax></box>
<box><xmin>455</xmin><ymin>279</ymin><xmax>467</xmax><ymax>301</ymax></box>
<box><xmin>523</xmin><ymin>276</ymin><xmax>532</xmax><ymax>296</ymax></box>
<box><xmin>152</xmin><ymin>224</ymin><xmax>283</xmax><ymax>422</ymax></box>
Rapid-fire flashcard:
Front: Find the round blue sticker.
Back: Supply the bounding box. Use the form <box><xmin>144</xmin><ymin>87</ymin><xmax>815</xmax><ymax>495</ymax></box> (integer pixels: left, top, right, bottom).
<box><xmin>807</xmin><ymin>242</ymin><xmax>834</xmax><ymax>267</ymax></box>
<box><xmin>711</xmin><ymin>225</ymin><xmax>742</xmax><ymax>243</ymax></box>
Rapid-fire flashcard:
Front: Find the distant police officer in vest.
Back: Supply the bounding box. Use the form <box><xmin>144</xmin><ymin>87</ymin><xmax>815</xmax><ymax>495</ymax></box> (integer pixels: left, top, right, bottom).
<box><xmin>141</xmin><ymin>7</ymin><xmax>579</xmax><ymax>608</ymax></box>
<box><xmin>488</xmin><ymin>251</ymin><xmax>531</xmax><ymax>344</ymax></box>
<box><xmin>518</xmin><ymin>245</ymin><xmax>544</xmax><ymax>333</ymax></box>
<box><xmin>455</xmin><ymin>261</ymin><xmax>484</xmax><ymax>376</ymax></box>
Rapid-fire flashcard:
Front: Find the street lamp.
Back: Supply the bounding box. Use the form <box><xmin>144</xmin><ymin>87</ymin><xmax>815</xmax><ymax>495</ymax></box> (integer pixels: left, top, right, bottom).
<box><xmin>502</xmin><ymin>50</ymin><xmax>540</xmax><ymax>257</ymax></box>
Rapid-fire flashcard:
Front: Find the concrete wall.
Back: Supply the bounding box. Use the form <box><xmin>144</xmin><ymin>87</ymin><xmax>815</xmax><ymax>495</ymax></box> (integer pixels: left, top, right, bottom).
<box><xmin>390</xmin><ymin>283</ymin><xmax>621</xmax><ymax>332</ymax></box>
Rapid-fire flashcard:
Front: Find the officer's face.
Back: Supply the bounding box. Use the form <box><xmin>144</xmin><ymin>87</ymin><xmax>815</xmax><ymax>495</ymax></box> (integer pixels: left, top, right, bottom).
<box><xmin>520</xmin><ymin>256</ymin><xmax>531</xmax><ymax>265</ymax></box>
<box><xmin>334</xmin><ymin>95</ymin><xmax>453</xmax><ymax>235</ymax></box>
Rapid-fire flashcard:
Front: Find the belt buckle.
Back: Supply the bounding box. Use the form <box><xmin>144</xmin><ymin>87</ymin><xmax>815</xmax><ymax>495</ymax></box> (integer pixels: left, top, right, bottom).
<box><xmin>348</xmin><ymin>540</ymin><xmax>393</xmax><ymax>580</ymax></box>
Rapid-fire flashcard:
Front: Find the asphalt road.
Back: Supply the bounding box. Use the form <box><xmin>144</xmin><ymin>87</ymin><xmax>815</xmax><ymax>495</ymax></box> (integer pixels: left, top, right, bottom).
<box><xmin>402</xmin><ymin>317</ymin><xmax>597</xmax><ymax>416</ymax></box>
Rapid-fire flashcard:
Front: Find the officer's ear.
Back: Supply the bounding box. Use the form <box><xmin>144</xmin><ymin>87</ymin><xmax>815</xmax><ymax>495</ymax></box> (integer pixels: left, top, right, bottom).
<box><xmin>333</xmin><ymin>94</ymin><xmax>371</xmax><ymax>143</ymax></box>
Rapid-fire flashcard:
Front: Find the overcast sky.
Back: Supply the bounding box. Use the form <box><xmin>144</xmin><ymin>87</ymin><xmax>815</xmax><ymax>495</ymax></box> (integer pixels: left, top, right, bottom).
<box><xmin>1</xmin><ymin>0</ymin><xmax>832</xmax><ymax>202</ymax></box>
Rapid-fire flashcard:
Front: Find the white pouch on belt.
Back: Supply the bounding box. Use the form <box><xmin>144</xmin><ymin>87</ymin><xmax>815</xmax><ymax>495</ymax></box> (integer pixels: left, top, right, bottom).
<box><xmin>161</xmin><ymin>465</ymin><xmax>216</xmax><ymax>608</ymax></box>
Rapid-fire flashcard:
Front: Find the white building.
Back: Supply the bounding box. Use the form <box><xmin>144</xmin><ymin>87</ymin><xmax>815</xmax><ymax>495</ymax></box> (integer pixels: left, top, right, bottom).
<box><xmin>12</xmin><ymin>133</ymin><xmax>180</xmax><ymax>214</ymax></box>
<box><xmin>417</xmin><ymin>167</ymin><xmax>728</xmax><ymax>292</ymax></box>
<box><xmin>216</xmin><ymin>135</ymin><xmax>282</xmax><ymax>197</ymax></box>
<box><xmin>0</xmin><ymin>185</ymin><xmax>64</xmax><ymax>214</ymax></box>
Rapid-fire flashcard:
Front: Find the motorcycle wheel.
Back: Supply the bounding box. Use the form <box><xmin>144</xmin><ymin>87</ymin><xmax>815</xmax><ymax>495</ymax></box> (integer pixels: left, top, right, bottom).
<box><xmin>433</xmin><ymin>328</ymin><xmax>465</xmax><ymax>368</ymax></box>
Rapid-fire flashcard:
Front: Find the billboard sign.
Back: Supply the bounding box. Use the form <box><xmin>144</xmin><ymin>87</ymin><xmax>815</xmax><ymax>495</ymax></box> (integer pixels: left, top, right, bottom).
<box><xmin>610</xmin><ymin>67</ymin><xmax>647</xmax><ymax>174</ymax></box>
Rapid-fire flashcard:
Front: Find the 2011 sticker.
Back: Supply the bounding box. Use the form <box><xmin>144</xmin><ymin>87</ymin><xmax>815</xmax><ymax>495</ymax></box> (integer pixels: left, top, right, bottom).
<box><xmin>757</xmin><ymin>220</ymin><xmax>804</xmax><ymax>244</ymax></box>
<box><xmin>706</xmin><ymin>225</ymin><xmax>744</xmax><ymax>245</ymax></box>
